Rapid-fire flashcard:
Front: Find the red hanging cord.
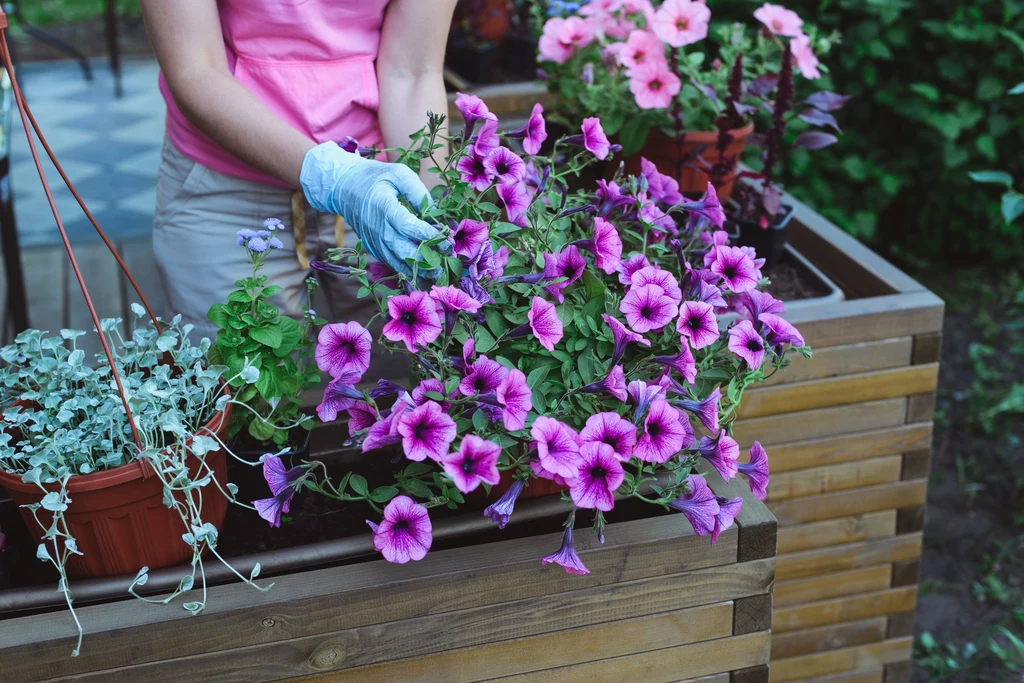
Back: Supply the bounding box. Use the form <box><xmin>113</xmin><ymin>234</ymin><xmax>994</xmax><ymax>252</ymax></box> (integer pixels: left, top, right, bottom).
<box><xmin>0</xmin><ymin>13</ymin><xmax>143</xmax><ymax>451</ymax></box>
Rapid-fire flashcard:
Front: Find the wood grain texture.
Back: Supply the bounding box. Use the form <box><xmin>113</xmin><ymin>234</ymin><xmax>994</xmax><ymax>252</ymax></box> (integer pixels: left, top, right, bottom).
<box><xmin>772</xmin><ymin>638</ymin><xmax>913</xmax><ymax>683</ymax></box>
<box><xmin>758</xmin><ymin>338</ymin><xmax>912</xmax><ymax>388</ymax></box>
<box><xmin>785</xmin><ymin>668</ymin><xmax>883</xmax><ymax>683</ymax></box>
<box><xmin>900</xmin><ymin>450</ymin><xmax>931</xmax><ymax>481</ymax></box>
<box><xmin>731</xmin><ymin>664</ymin><xmax>771</xmax><ymax>683</ymax></box>
<box><xmin>734</xmin><ymin>594</ymin><xmax>773</xmax><ymax>635</ymax></box>
<box><xmin>911</xmin><ymin>333</ymin><xmax>942</xmax><ymax>366</ymax></box>
<box><xmin>733</xmin><ymin>399</ymin><xmax>908</xmax><ymax>449</ymax></box>
<box><xmin>783</xmin><ymin>292</ymin><xmax>944</xmax><ymax>350</ymax></box>
<box><xmin>774</xmin><ymin>566</ymin><xmax>893</xmax><ymax>609</ymax></box>
<box><xmin>896</xmin><ymin>507</ymin><xmax>926</xmax><ymax>535</ymax></box>
<box><xmin>706</xmin><ymin>470</ymin><xmax>778</xmax><ymax>563</ymax></box>
<box><xmin>778</xmin><ymin>512</ymin><xmax>896</xmax><ymax>555</ymax></box>
<box><xmin>776</xmin><ymin>534</ymin><xmax>922</xmax><ymax>582</ymax></box>
<box><xmin>906</xmin><ymin>393</ymin><xmax>937</xmax><ymax>424</ymax></box>
<box><xmin>676</xmin><ymin>675</ymin><xmax>730</xmax><ymax>683</ymax></box>
<box><xmin>739</xmin><ymin>365</ymin><xmax>938</xmax><ymax>419</ymax></box>
<box><xmin>883</xmin><ymin>661</ymin><xmax>911</xmax><ymax>683</ymax></box>
<box><xmin>766</xmin><ymin>424</ymin><xmax>933</xmax><ymax>474</ymax></box>
<box><xmin>768</xmin><ymin>480</ymin><xmax>928</xmax><ymax>528</ymax></box>
<box><xmin>767</xmin><ymin>457</ymin><xmax>903</xmax><ymax>503</ymax></box>
<box><xmin>890</xmin><ymin>560</ymin><xmax>920</xmax><ymax>589</ymax></box>
<box><xmin>771</xmin><ymin>617</ymin><xmax>888</xmax><ymax>660</ymax></box>
<box><xmin>886</xmin><ymin>613</ymin><xmax>915</xmax><ymax>639</ymax></box>
<box><xmin>773</xmin><ymin>588</ymin><xmax>918</xmax><ymax>634</ymax></box>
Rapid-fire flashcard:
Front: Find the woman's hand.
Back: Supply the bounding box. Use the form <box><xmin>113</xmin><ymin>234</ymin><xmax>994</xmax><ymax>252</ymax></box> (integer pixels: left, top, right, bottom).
<box><xmin>300</xmin><ymin>142</ymin><xmax>449</xmax><ymax>277</ymax></box>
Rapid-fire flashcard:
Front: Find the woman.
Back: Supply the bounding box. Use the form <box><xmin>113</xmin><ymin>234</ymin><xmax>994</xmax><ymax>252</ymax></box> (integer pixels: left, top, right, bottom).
<box><xmin>140</xmin><ymin>0</ymin><xmax>457</xmax><ymax>340</ymax></box>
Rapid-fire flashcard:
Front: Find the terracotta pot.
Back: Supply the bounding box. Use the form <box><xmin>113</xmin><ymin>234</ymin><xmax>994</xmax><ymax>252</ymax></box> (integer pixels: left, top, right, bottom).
<box><xmin>497</xmin><ymin>469</ymin><xmax>565</xmax><ymax>501</ymax></box>
<box><xmin>0</xmin><ymin>399</ymin><xmax>232</xmax><ymax>578</ymax></box>
<box><xmin>622</xmin><ymin>121</ymin><xmax>755</xmax><ymax>201</ymax></box>
<box><xmin>455</xmin><ymin>0</ymin><xmax>510</xmax><ymax>44</ymax></box>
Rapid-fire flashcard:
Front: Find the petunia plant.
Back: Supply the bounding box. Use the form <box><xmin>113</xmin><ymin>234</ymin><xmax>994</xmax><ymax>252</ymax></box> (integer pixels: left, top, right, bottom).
<box><xmin>254</xmin><ymin>94</ymin><xmax>809</xmax><ymax>573</ymax></box>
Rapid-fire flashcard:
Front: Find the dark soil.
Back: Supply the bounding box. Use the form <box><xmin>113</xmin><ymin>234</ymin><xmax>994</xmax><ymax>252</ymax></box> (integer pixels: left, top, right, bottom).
<box><xmin>763</xmin><ymin>252</ymin><xmax>833</xmax><ymax>302</ymax></box>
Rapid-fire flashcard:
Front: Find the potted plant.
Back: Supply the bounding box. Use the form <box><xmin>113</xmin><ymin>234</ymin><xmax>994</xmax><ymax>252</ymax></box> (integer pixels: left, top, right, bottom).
<box><xmin>0</xmin><ymin>312</ymin><xmax>272</xmax><ymax>654</ymax></box>
<box><xmin>449</xmin><ymin>0</ymin><xmax>511</xmax><ymax>84</ymax></box>
<box><xmin>535</xmin><ymin>0</ymin><xmax>840</xmax><ymax>205</ymax></box>
<box><xmin>247</xmin><ymin>94</ymin><xmax>807</xmax><ymax>573</ymax></box>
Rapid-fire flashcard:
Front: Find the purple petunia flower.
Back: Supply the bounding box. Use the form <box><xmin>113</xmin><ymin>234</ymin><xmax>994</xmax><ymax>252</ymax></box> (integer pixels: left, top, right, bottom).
<box><xmin>620</xmin><ymin>284</ymin><xmax>678</xmax><ymax>333</ymax></box>
<box><xmin>728</xmin><ymin>320</ymin><xmax>766</xmax><ymax>370</ymax></box>
<box><xmin>677</xmin><ymin>386</ymin><xmax>721</xmax><ymax>433</ymax></box>
<box><xmin>315</xmin><ymin>321</ymin><xmax>372</xmax><ymax>378</ymax></box>
<box><xmin>735</xmin><ymin>290</ymin><xmax>785</xmax><ymax>322</ymax></box>
<box><xmin>641</xmin><ymin>157</ymin><xmax>683</xmax><ymax>205</ymax></box>
<box><xmin>580</xmin><ymin>411</ymin><xmax>637</xmax><ymax>461</ymax></box>
<box><xmin>654</xmin><ymin>343</ymin><xmax>697</xmax><ymax>385</ymax></box>
<box><xmin>580</xmin><ymin>363</ymin><xmax>629</xmax><ymax>402</ymax></box>
<box><xmin>346</xmin><ymin>401</ymin><xmax>378</xmax><ymax>437</ymax></box>
<box><xmin>497</xmin><ymin>368</ymin><xmax>532</xmax><ymax>431</ymax></box>
<box><xmin>469</xmin><ymin>241</ymin><xmax>510</xmax><ymax>282</ymax></box>
<box><xmin>631</xmin><ymin>266</ymin><xmax>683</xmax><ymax>303</ymax></box>
<box><xmin>383</xmin><ymin>290</ymin><xmax>443</xmax><ymax>352</ymax></box>
<box><xmin>543</xmin><ymin>246</ymin><xmax>587</xmax><ymax>303</ymax></box>
<box><xmin>759</xmin><ymin>313</ymin><xmax>805</xmax><ymax>348</ymax></box>
<box><xmin>484</xmin><ymin>147</ymin><xmax>527</xmax><ymax>185</ymax></box>
<box><xmin>368</xmin><ymin>496</ymin><xmax>432</xmax><ymax>564</ymax></box>
<box><xmin>442</xmin><ymin>435</ymin><xmax>502</xmax><ymax>494</ymax></box>
<box><xmin>739</xmin><ymin>441</ymin><xmax>770</xmax><ymax>500</ymax></box>
<box><xmin>455</xmin><ymin>92</ymin><xmax>491</xmax><ymax>136</ymax></box>
<box><xmin>316</xmin><ymin>369</ymin><xmax>364</xmax><ymax>422</ymax></box>
<box><xmin>635</xmin><ymin>399</ymin><xmax>692</xmax><ymax>463</ymax></box>
<box><xmin>628</xmin><ymin>379</ymin><xmax>668</xmax><ymax>418</ymax></box>
<box><xmin>595</xmin><ymin>179</ymin><xmax>633</xmax><ymax>217</ymax></box>
<box><xmin>699</xmin><ymin>429</ymin><xmax>741</xmax><ymax>481</ymax></box>
<box><xmin>678</xmin><ymin>182</ymin><xmax>726</xmax><ymax>228</ymax></box>
<box><xmin>709</xmin><ymin>245</ymin><xmax>762</xmax><ymax>293</ymax></box>
<box><xmin>668</xmin><ymin>475</ymin><xmax>722</xmax><ymax>537</ymax></box>
<box><xmin>573</xmin><ymin>216</ymin><xmax>623</xmax><ymax>275</ymax></box>
<box><xmin>450</xmin><ymin>219</ymin><xmax>490</xmax><ymax>260</ymax></box>
<box><xmin>456</xmin><ymin>150</ymin><xmax>492</xmax><ymax>192</ymax></box>
<box><xmin>617</xmin><ymin>253</ymin><xmax>652</xmax><ymax>285</ymax></box>
<box><xmin>531</xmin><ymin>416</ymin><xmax>582</xmax><ymax>479</ymax></box>
<box><xmin>367</xmin><ymin>261</ymin><xmax>397</xmax><ymax>284</ymax></box>
<box><xmin>362</xmin><ymin>394</ymin><xmax>415</xmax><ymax>453</ymax></box>
<box><xmin>460</xmin><ymin>276</ymin><xmax>495</xmax><ymax>307</ymax></box>
<box><xmin>528</xmin><ymin>296</ymin><xmax>564</xmax><ymax>352</ymax></box>
<box><xmin>568</xmin><ymin>117</ymin><xmax>611</xmax><ymax>160</ymax></box>
<box><xmin>521</xmin><ymin>103</ymin><xmax>548</xmax><ymax>155</ymax></box>
<box><xmin>711</xmin><ymin>496</ymin><xmax>743</xmax><ymax>545</ymax></box>
<box><xmin>497</xmin><ymin>180</ymin><xmax>532</xmax><ymax>227</ymax></box>
<box><xmin>603</xmin><ymin>313</ymin><xmax>651</xmax><ymax>364</ymax></box>
<box><xmin>484</xmin><ymin>478</ymin><xmax>526</xmax><ymax>529</ymax></box>
<box><xmin>411</xmin><ymin>378</ymin><xmax>451</xmax><ymax>411</ymax></box>
<box><xmin>253</xmin><ymin>456</ymin><xmax>305</xmax><ymax>528</ymax></box>
<box><xmin>676</xmin><ymin>300</ymin><xmax>719</xmax><ymax>350</ymax></box>
<box><xmin>540</xmin><ymin>523</ymin><xmax>590</xmax><ymax>575</ymax></box>
<box><xmin>695</xmin><ymin>280</ymin><xmax>728</xmax><ymax>309</ymax></box>
<box><xmin>460</xmin><ymin>355</ymin><xmax>509</xmax><ymax>397</ymax></box>
<box><xmin>396</xmin><ymin>401</ymin><xmax>457</xmax><ymax>462</ymax></box>
<box><xmin>473</xmin><ymin>115</ymin><xmax>501</xmax><ymax>156</ymax></box>
<box><xmin>569</xmin><ymin>442</ymin><xmax>625</xmax><ymax>511</ymax></box>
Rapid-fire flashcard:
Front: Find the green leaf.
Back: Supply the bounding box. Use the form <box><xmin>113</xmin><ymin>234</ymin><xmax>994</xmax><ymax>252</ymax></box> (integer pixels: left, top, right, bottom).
<box><xmin>207</xmin><ymin>304</ymin><xmax>232</xmax><ymax>329</ymax></box>
<box><xmin>526</xmin><ymin>366</ymin><xmax>550</xmax><ymax>390</ymax></box>
<box><xmin>227</xmin><ymin>290</ymin><xmax>253</xmax><ymax>304</ymax></box>
<box><xmin>968</xmin><ymin>171</ymin><xmax>1014</xmax><ymax>187</ymax></box>
<box><xmin>370</xmin><ymin>486</ymin><xmax>399</xmax><ymax>503</ymax></box>
<box><xmin>249</xmin><ymin>323</ymin><xmax>284</xmax><ymax>349</ymax></box>
<box><xmin>273</xmin><ymin>316</ymin><xmax>303</xmax><ymax>357</ymax></box>
<box><xmin>474</xmin><ymin>327</ymin><xmax>497</xmax><ymax>354</ymax></box>
<box><xmin>619</xmin><ymin>122</ymin><xmax>650</xmax><ymax>157</ymax></box>
<box><xmin>472</xmin><ymin>407</ymin><xmax>489</xmax><ymax>432</ymax></box>
<box><xmin>1001</xmin><ymin>191</ymin><xmax>1024</xmax><ymax>224</ymax></box>
<box><xmin>403</xmin><ymin>478</ymin><xmax>432</xmax><ymax>498</ymax></box>
<box><xmin>477</xmin><ymin>201</ymin><xmax>501</xmax><ymax>214</ymax></box>
<box><xmin>404</xmin><ymin>462</ymin><xmax>433</xmax><ymax>477</ymax></box>
<box><xmin>248</xmin><ymin>419</ymin><xmax>276</xmax><ymax>442</ymax></box>
<box><xmin>491</xmin><ymin>221</ymin><xmax>522</xmax><ymax>236</ymax></box>
<box><xmin>349</xmin><ymin>474</ymin><xmax>369</xmax><ymax>496</ymax></box>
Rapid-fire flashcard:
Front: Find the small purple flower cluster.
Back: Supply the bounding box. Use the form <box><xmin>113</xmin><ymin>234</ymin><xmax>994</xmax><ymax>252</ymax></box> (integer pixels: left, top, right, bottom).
<box><xmin>237</xmin><ymin>218</ymin><xmax>286</xmax><ymax>254</ymax></box>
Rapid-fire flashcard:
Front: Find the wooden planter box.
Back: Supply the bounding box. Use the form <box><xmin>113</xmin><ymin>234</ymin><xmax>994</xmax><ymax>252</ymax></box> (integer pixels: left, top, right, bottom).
<box><xmin>0</xmin><ymin>472</ymin><xmax>776</xmax><ymax>683</ymax></box>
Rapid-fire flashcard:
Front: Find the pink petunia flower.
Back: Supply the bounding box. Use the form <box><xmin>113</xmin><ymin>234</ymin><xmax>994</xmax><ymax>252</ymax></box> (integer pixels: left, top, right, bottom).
<box><xmin>543</xmin><ymin>246</ymin><xmax>587</xmax><ymax>303</ymax></box>
<box><xmin>651</xmin><ymin>0</ymin><xmax>711</xmax><ymax>47</ymax></box>
<box><xmin>484</xmin><ymin>147</ymin><xmax>527</xmax><ymax>185</ymax></box>
<box><xmin>470</xmin><ymin>241</ymin><xmax>510</xmax><ymax>281</ymax></box>
<box><xmin>580</xmin><ymin>411</ymin><xmax>638</xmax><ymax>461</ymax></box>
<box><xmin>574</xmin><ymin>216</ymin><xmax>624</xmax><ymax>274</ymax></box>
<box><xmin>460</xmin><ymin>355</ymin><xmax>509</xmax><ymax>397</ymax></box>
<box><xmin>316</xmin><ymin>369</ymin><xmax>364</xmax><ymax>423</ymax></box>
<box><xmin>616</xmin><ymin>30</ymin><xmax>667</xmax><ymax>72</ymax></box>
<box><xmin>739</xmin><ymin>441</ymin><xmax>770</xmax><ymax>500</ymax></box>
<box><xmin>699</xmin><ymin>429</ymin><xmax>741</xmax><ymax>481</ymax></box>
<box><xmin>523</xmin><ymin>103</ymin><xmax>548</xmax><ymax>155</ymax></box>
<box><xmin>497</xmin><ymin>368</ymin><xmax>532</xmax><ymax>431</ymax></box>
<box><xmin>580</xmin><ymin>363</ymin><xmax>630</xmax><ymax>402</ymax></box>
<box><xmin>442</xmin><ymin>435</ymin><xmax>502</xmax><ymax>494</ymax></box>
<box><xmin>580</xmin><ymin>117</ymin><xmax>611</xmax><ymax>160</ymax></box>
<box><xmin>617</xmin><ymin>253</ymin><xmax>652</xmax><ymax>285</ymax></box>
<box><xmin>678</xmin><ymin>386</ymin><xmax>721</xmax><ymax>433</ymax></box>
<box><xmin>411</xmin><ymin>378</ymin><xmax>451</xmax><ymax>411</ymax></box>
<box><xmin>473</xmin><ymin>115</ymin><xmax>501</xmax><ymax>156</ymax></box>
<box><xmin>735</xmin><ymin>289</ymin><xmax>785</xmax><ymax>322</ymax></box>
<box><xmin>728</xmin><ymin>320</ymin><xmax>766</xmax><ymax>370</ymax></box>
<box><xmin>641</xmin><ymin>157</ymin><xmax>683</xmax><ymax>205</ymax></box>
<box><xmin>603</xmin><ymin>313</ymin><xmax>652</xmax><ymax>363</ymax></box>
<box><xmin>396</xmin><ymin>401</ymin><xmax>457</xmax><ymax>462</ymax></box>
<box><xmin>695</xmin><ymin>280</ymin><xmax>728</xmax><ymax>309</ymax></box>
<box><xmin>629</xmin><ymin>59</ymin><xmax>683</xmax><ymax>109</ymax></box>
<box><xmin>569</xmin><ymin>443</ymin><xmax>626</xmax><ymax>511</ymax></box>
<box><xmin>653</xmin><ymin>343</ymin><xmax>697</xmax><ymax>385</ymax></box>
<box><xmin>708</xmin><ymin>245</ymin><xmax>762</xmax><ymax>293</ymax></box>
<box><xmin>676</xmin><ymin>300</ymin><xmax>719</xmax><ymax>350</ymax></box>
<box><xmin>678</xmin><ymin>182</ymin><xmax>726</xmax><ymax>228</ymax></box>
<box><xmin>346</xmin><ymin>401</ymin><xmax>378</xmax><ymax>436</ymax></box>
<box><xmin>430</xmin><ymin>284</ymin><xmax>482</xmax><ymax>317</ymax></box>
<box><xmin>631</xmin><ymin>266</ymin><xmax>683</xmax><ymax>302</ymax></box>
<box><xmin>496</xmin><ymin>180</ymin><xmax>532</xmax><ymax>227</ymax></box>
<box><xmin>315</xmin><ymin>321</ymin><xmax>371</xmax><ymax>378</ymax></box>
<box><xmin>634</xmin><ymin>399</ymin><xmax>691</xmax><ymax>463</ymax></box>
<box><xmin>454</xmin><ymin>92</ymin><xmax>491</xmax><ymax>133</ymax></box>
<box><xmin>362</xmin><ymin>394</ymin><xmax>415</xmax><ymax>453</ymax></box>
<box><xmin>711</xmin><ymin>496</ymin><xmax>743</xmax><ymax>545</ymax></box>
<box><xmin>753</xmin><ymin>3</ymin><xmax>803</xmax><ymax>37</ymax></box>
<box><xmin>253</xmin><ymin>456</ymin><xmax>304</xmax><ymax>528</ymax></box>
<box><xmin>528</xmin><ymin>296</ymin><xmax>564</xmax><ymax>352</ymax></box>
<box><xmin>531</xmin><ymin>458</ymin><xmax>571</xmax><ymax>487</ymax></box>
<box><xmin>759</xmin><ymin>312</ymin><xmax>805</xmax><ymax>348</ymax></box>
<box><xmin>367</xmin><ymin>496</ymin><xmax>432</xmax><ymax>564</ymax></box>
<box><xmin>531</xmin><ymin>416</ymin><xmax>582</xmax><ymax>479</ymax></box>
<box><xmin>628</xmin><ymin>379</ymin><xmax>668</xmax><ymax>417</ymax></box>
<box><xmin>538</xmin><ymin>16</ymin><xmax>597</xmax><ymax>64</ymax></box>
<box><xmin>620</xmin><ymin>284</ymin><xmax>679</xmax><ymax>333</ymax></box>
<box><xmin>449</xmin><ymin>219</ymin><xmax>490</xmax><ymax>260</ymax></box>
<box><xmin>791</xmin><ymin>33</ymin><xmax>821</xmax><ymax>79</ymax></box>
<box><xmin>383</xmin><ymin>290</ymin><xmax>443</xmax><ymax>352</ymax></box>
<box><xmin>484</xmin><ymin>478</ymin><xmax>525</xmax><ymax>529</ymax></box>
<box><xmin>456</xmin><ymin>150</ymin><xmax>492</xmax><ymax>192</ymax></box>
<box><xmin>541</xmin><ymin>523</ymin><xmax>590</xmax><ymax>574</ymax></box>
<box><xmin>668</xmin><ymin>475</ymin><xmax>721</xmax><ymax>537</ymax></box>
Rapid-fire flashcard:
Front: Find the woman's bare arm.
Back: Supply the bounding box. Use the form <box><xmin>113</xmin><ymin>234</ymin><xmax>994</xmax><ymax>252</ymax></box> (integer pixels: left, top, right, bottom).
<box><xmin>139</xmin><ymin>0</ymin><xmax>315</xmax><ymax>186</ymax></box>
<box><xmin>377</xmin><ymin>0</ymin><xmax>458</xmax><ymax>184</ymax></box>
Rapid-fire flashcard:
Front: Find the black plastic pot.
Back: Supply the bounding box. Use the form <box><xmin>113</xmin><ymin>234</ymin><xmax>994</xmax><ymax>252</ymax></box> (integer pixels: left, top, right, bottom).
<box><xmin>727</xmin><ymin>203</ymin><xmax>795</xmax><ymax>270</ymax></box>
<box><xmin>501</xmin><ymin>33</ymin><xmax>537</xmax><ymax>77</ymax></box>
<box><xmin>229</xmin><ymin>427</ymin><xmax>313</xmax><ymax>462</ymax></box>
<box><xmin>447</xmin><ymin>40</ymin><xmax>496</xmax><ymax>85</ymax></box>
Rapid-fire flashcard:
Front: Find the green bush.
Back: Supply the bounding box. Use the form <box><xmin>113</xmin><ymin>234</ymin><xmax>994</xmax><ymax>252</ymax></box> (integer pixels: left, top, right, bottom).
<box><xmin>719</xmin><ymin>0</ymin><xmax>1024</xmax><ymax>264</ymax></box>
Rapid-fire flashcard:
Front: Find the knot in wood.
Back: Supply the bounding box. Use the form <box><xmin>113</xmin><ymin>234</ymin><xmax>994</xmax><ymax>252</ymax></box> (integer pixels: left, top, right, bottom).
<box><xmin>310</xmin><ymin>642</ymin><xmax>346</xmax><ymax>671</ymax></box>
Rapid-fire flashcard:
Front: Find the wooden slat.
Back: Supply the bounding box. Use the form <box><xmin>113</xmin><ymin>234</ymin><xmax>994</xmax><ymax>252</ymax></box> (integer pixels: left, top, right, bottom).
<box><xmin>774</xmin><ymin>566</ymin><xmax>893</xmax><ymax>609</ymax></box>
<box><xmin>22</xmin><ymin>246</ymin><xmax>66</xmax><ymax>334</ymax></box>
<box><xmin>759</xmin><ymin>338</ymin><xmax>913</xmax><ymax>388</ymax></box>
<box><xmin>792</xmin><ymin>668</ymin><xmax>884</xmax><ymax>683</ymax></box>
<box><xmin>739</xmin><ymin>365</ymin><xmax>938</xmax><ymax>419</ymax></box>
<box><xmin>911</xmin><ymin>333</ymin><xmax>942</xmax><ymax>365</ymax></box>
<box><xmin>767</xmin><ymin>424</ymin><xmax>933</xmax><ymax>474</ymax></box>
<box><xmin>905</xmin><ymin>392</ymin><xmax>936</xmax><ymax>423</ymax></box>
<box><xmin>784</xmin><ymin>292</ymin><xmax>944</xmax><ymax>350</ymax></box>
<box><xmin>264</xmin><ymin>603</ymin><xmax>734</xmax><ymax>683</ymax></box>
<box><xmin>676</xmin><ymin>676</ymin><xmax>730</xmax><ymax>683</ymax></box>
<box><xmin>768</xmin><ymin>480</ymin><xmax>927</xmax><ymax>527</ymax></box>
<box><xmin>776</xmin><ymin>534</ymin><xmax>921</xmax><ymax>582</ymax></box>
<box><xmin>0</xmin><ymin>514</ymin><xmax>740</xmax><ymax>680</ymax></box>
<box><xmin>706</xmin><ymin>469</ymin><xmax>777</xmax><ymax>563</ymax></box>
<box><xmin>772</xmin><ymin>637</ymin><xmax>913</xmax><ymax>683</ymax></box>
<box><xmin>767</xmin><ymin>456</ymin><xmax>903</xmax><ymax>503</ymax></box>
<box><xmin>777</xmin><ymin>512</ymin><xmax>896</xmax><ymax>555</ymax></box>
<box><xmin>734</xmin><ymin>594</ymin><xmax>773</xmax><ymax>635</ymax></box>
<box><xmin>773</xmin><ymin>588</ymin><xmax>918</xmax><ymax>634</ymax></box>
<box><xmin>68</xmin><ymin>242</ymin><xmax>125</xmax><ymax>360</ymax></box>
<box><xmin>732</xmin><ymin>399</ymin><xmax>907</xmax><ymax>449</ymax></box>
<box><xmin>772</xmin><ymin>617</ymin><xmax>888</xmax><ymax>660</ymax></box>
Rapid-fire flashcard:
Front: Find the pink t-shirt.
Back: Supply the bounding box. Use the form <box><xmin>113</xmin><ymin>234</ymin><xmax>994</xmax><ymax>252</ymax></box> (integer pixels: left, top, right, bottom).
<box><xmin>159</xmin><ymin>0</ymin><xmax>389</xmax><ymax>187</ymax></box>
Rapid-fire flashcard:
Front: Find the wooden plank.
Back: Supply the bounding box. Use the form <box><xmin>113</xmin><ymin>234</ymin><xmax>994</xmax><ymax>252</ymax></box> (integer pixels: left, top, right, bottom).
<box><xmin>706</xmin><ymin>470</ymin><xmax>777</xmax><ymax>563</ymax></box>
<box><xmin>0</xmin><ymin>514</ymin><xmax>741</xmax><ymax>680</ymax></box>
<box><xmin>22</xmin><ymin>245</ymin><xmax>66</xmax><ymax>334</ymax></box>
<box><xmin>793</xmin><ymin>669</ymin><xmax>883</xmax><ymax>683</ymax></box>
<box><xmin>767</xmin><ymin>424</ymin><xmax>933</xmax><ymax>474</ymax></box>
<box><xmin>771</xmin><ymin>617</ymin><xmax>888</xmax><ymax>660</ymax></box>
<box><xmin>731</xmin><ymin>665</ymin><xmax>770</xmax><ymax>683</ymax></box>
<box><xmin>784</xmin><ymin>292</ymin><xmax>944</xmax><ymax>350</ymax></box>
<box><xmin>772</xmin><ymin>637</ymin><xmax>913</xmax><ymax>683</ymax></box>
<box><xmin>773</xmin><ymin>588</ymin><xmax>918</xmax><ymax>634</ymax></box>
<box><xmin>896</xmin><ymin>506</ymin><xmax>925</xmax><ymax>535</ymax></box>
<box><xmin>905</xmin><ymin>393</ymin><xmax>936</xmax><ymax>424</ymax></box>
<box><xmin>775</xmin><ymin>566</ymin><xmax>893</xmax><ymax>609</ymax></box>
<box><xmin>882</xmin><ymin>661</ymin><xmax>910</xmax><ymax>683</ymax></box>
<box><xmin>67</xmin><ymin>242</ymin><xmax>125</xmax><ymax>360</ymax></box>
<box><xmin>767</xmin><ymin>456</ymin><xmax>903</xmax><ymax>503</ymax></box>
<box><xmin>759</xmin><ymin>337</ymin><xmax>913</xmax><ymax>388</ymax></box>
<box><xmin>911</xmin><ymin>333</ymin><xmax>942</xmax><ymax>365</ymax></box>
<box><xmin>768</xmin><ymin>480</ymin><xmax>927</xmax><ymax>527</ymax></box>
<box><xmin>739</xmin><ymin>365</ymin><xmax>937</xmax><ymax>419</ymax></box>
<box><xmin>890</xmin><ymin>560</ymin><xmax>920</xmax><ymax>589</ymax></box>
<box><xmin>777</xmin><ymin>512</ymin><xmax>896</xmax><ymax>555</ymax></box>
<box><xmin>886</xmin><ymin>613</ymin><xmax>915</xmax><ymax>639</ymax></box>
<box><xmin>734</xmin><ymin>594</ymin><xmax>772</xmax><ymax>635</ymax></box>
<box><xmin>59</xmin><ymin>563</ymin><xmax>773</xmax><ymax>683</ymax></box>
<box><xmin>733</xmin><ymin>399</ymin><xmax>908</xmax><ymax>449</ymax></box>
<box><xmin>676</xmin><ymin>676</ymin><xmax>730</xmax><ymax>683</ymax></box>
<box><xmin>776</xmin><ymin>533</ymin><xmax>922</xmax><ymax>582</ymax></box>
<box><xmin>900</xmin><ymin>450</ymin><xmax>930</xmax><ymax>481</ymax></box>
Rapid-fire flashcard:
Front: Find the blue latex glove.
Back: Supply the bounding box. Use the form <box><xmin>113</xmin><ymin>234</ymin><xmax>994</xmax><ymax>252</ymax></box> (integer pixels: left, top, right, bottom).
<box><xmin>300</xmin><ymin>141</ymin><xmax>448</xmax><ymax>277</ymax></box>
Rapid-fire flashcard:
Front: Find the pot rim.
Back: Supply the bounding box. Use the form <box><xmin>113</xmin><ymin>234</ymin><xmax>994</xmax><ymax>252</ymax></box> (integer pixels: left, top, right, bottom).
<box><xmin>648</xmin><ymin>120</ymin><xmax>755</xmax><ymax>144</ymax></box>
